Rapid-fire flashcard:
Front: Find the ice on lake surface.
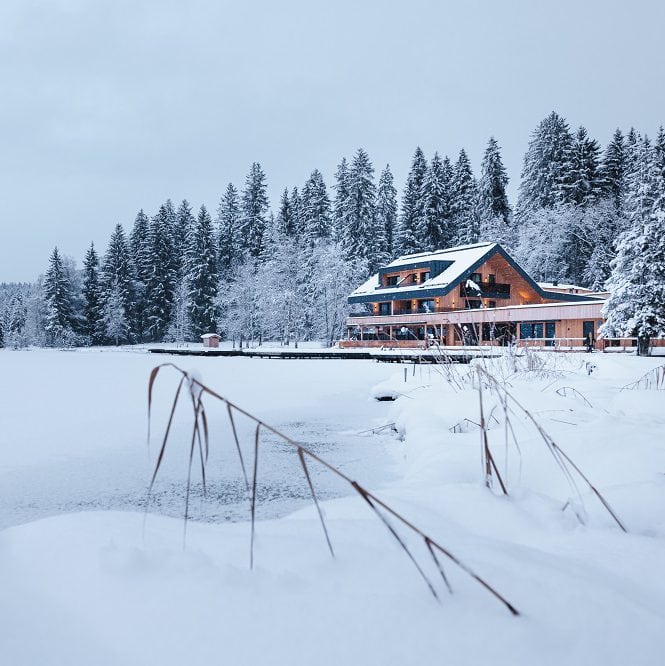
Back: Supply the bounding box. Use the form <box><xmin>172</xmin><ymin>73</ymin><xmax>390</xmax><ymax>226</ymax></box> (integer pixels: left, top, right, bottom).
<box><xmin>0</xmin><ymin>349</ymin><xmax>403</xmax><ymax>529</ymax></box>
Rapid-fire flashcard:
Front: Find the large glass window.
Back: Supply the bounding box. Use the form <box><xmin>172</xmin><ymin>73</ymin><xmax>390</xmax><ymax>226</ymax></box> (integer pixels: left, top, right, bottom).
<box><xmin>417</xmin><ymin>299</ymin><xmax>435</xmax><ymax>313</ymax></box>
<box><xmin>378</xmin><ymin>302</ymin><xmax>391</xmax><ymax>315</ymax></box>
<box><xmin>520</xmin><ymin>322</ymin><xmax>543</xmax><ymax>339</ymax></box>
<box><xmin>385</xmin><ymin>275</ymin><xmax>399</xmax><ymax>286</ymax></box>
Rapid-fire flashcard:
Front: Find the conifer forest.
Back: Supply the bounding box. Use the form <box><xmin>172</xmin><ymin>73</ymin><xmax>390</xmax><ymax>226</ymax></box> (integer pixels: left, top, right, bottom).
<box><xmin>2</xmin><ymin>111</ymin><xmax>664</xmax><ymax>348</ymax></box>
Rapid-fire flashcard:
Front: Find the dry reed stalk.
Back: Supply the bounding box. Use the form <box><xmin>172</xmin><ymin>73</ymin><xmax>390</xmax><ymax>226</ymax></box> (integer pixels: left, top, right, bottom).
<box><xmin>621</xmin><ymin>364</ymin><xmax>665</xmax><ymax>391</ymax></box>
<box><xmin>555</xmin><ymin>386</ymin><xmax>593</xmax><ymax>408</ymax></box>
<box><xmin>146</xmin><ymin>362</ymin><xmax>520</xmax><ymax>616</ymax></box>
<box><xmin>475</xmin><ymin>365</ymin><xmax>627</xmax><ymax>532</ymax></box>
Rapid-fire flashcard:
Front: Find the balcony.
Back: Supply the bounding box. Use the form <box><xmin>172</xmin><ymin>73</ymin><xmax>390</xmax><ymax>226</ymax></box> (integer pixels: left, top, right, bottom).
<box><xmin>459</xmin><ymin>282</ymin><xmax>511</xmax><ymax>299</ymax></box>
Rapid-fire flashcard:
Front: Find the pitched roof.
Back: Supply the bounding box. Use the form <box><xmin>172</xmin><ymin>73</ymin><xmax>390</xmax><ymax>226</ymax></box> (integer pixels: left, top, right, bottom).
<box><xmin>348</xmin><ymin>242</ymin><xmax>598</xmax><ymax>304</ymax></box>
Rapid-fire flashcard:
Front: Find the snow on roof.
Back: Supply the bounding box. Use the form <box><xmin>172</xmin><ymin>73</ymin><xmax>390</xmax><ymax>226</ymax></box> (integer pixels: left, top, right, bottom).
<box><xmin>350</xmin><ymin>243</ymin><xmax>497</xmax><ymax>299</ymax></box>
<box><xmin>537</xmin><ymin>282</ymin><xmax>592</xmax><ymax>292</ymax></box>
<box><xmin>385</xmin><ymin>242</ymin><xmax>496</xmax><ymax>269</ymax></box>
<box><xmin>201</xmin><ymin>333</ymin><xmax>220</xmax><ymax>338</ymax></box>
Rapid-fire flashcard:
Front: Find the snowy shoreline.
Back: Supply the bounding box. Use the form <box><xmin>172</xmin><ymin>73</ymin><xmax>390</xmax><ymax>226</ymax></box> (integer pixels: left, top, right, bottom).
<box><xmin>2</xmin><ymin>350</ymin><xmax>665</xmax><ymax>665</ymax></box>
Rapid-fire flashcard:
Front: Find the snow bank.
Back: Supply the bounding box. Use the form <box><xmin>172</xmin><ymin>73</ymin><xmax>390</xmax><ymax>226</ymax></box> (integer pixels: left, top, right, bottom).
<box><xmin>2</xmin><ymin>350</ymin><xmax>665</xmax><ymax>665</ymax></box>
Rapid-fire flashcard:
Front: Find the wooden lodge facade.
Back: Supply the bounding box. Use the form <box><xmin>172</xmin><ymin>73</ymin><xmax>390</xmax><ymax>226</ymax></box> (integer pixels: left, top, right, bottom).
<box><xmin>341</xmin><ymin>243</ymin><xmax>616</xmax><ymax>349</ymax></box>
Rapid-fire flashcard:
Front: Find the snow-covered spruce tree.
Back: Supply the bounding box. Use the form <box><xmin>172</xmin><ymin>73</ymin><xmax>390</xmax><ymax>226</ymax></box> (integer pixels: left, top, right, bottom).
<box><xmin>101</xmin><ymin>223</ymin><xmax>135</xmax><ymax>342</ymax></box>
<box><xmin>0</xmin><ymin>286</ymin><xmax>30</xmax><ymax>348</ymax></box>
<box><xmin>174</xmin><ymin>200</ymin><xmax>196</xmax><ymax>277</ymax></box>
<box><xmin>342</xmin><ymin>148</ymin><xmax>381</xmax><ymax>272</ymax></box>
<box><xmin>240</xmin><ymin>162</ymin><xmax>269</xmax><ymax>259</ymax></box>
<box><xmin>581</xmin><ymin>199</ymin><xmax>624</xmax><ymax>290</ymax></box>
<box><xmin>301</xmin><ymin>169</ymin><xmax>332</xmax><ymax>246</ymax></box>
<box><xmin>82</xmin><ymin>243</ymin><xmax>105</xmax><ymax>344</ymax></box>
<box><xmin>187</xmin><ymin>205</ymin><xmax>218</xmax><ymax>336</ymax></box>
<box><xmin>421</xmin><ymin>152</ymin><xmax>454</xmax><ymax>251</ymax></box>
<box><xmin>395</xmin><ymin>147</ymin><xmax>428</xmax><ymax>256</ymax></box>
<box><xmin>375</xmin><ymin>165</ymin><xmax>398</xmax><ymax>258</ymax></box>
<box><xmin>654</xmin><ymin>126</ymin><xmax>665</xmax><ymax>193</ymax></box>
<box><xmin>217</xmin><ymin>183</ymin><xmax>243</xmax><ymax>275</ymax></box>
<box><xmin>129</xmin><ymin>209</ymin><xmax>152</xmax><ymax>341</ymax></box>
<box><xmin>602</xmin><ymin>209</ymin><xmax>665</xmax><ymax>355</ymax></box>
<box><xmin>145</xmin><ymin>205</ymin><xmax>177</xmax><ymax>341</ymax></box>
<box><xmin>600</xmin><ymin>128</ymin><xmax>626</xmax><ymax>210</ymax></box>
<box><xmin>451</xmin><ymin>149</ymin><xmax>480</xmax><ymax>245</ymax></box>
<box><xmin>477</xmin><ymin>137</ymin><xmax>512</xmax><ymax>245</ymax></box>
<box><xmin>43</xmin><ymin>247</ymin><xmax>77</xmax><ymax>346</ymax></box>
<box><xmin>623</xmin><ymin>135</ymin><xmax>657</xmax><ymax>229</ymax></box>
<box><xmin>602</xmin><ymin>136</ymin><xmax>665</xmax><ymax>355</ymax></box>
<box><xmin>515</xmin><ymin>111</ymin><xmax>573</xmax><ymax>223</ymax></box>
<box><xmin>565</xmin><ymin>126</ymin><xmax>603</xmax><ymax>207</ymax></box>
<box><xmin>558</xmin><ymin>127</ymin><xmax>605</xmax><ymax>284</ymax></box>
<box><xmin>332</xmin><ymin>158</ymin><xmax>350</xmax><ymax>241</ymax></box>
<box><xmin>103</xmin><ymin>279</ymin><xmax>130</xmax><ymax>346</ymax></box>
<box><xmin>289</xmin><ymin>187</ymin><xmax>303</xmax><ymax>237</ymax></box>
<box><xmin>276</xmin><ymin>188</ymin><xmax>295</xmax><ymax>237</ymax></box>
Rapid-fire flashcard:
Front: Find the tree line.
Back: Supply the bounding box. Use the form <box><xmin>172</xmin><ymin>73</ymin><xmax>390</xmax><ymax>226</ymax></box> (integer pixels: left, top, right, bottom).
<box><xmin>0</xmin><ymin>111</ymin><xmax>663</xmax><ymax>349</ymax></box>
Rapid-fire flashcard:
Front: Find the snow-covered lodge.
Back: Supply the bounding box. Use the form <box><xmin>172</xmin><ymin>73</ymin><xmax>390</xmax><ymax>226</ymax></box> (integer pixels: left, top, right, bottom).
<box><xmin>341</xmin><ymin>242</ymin><xmax>611</xmax><ymax>349</ymax></box>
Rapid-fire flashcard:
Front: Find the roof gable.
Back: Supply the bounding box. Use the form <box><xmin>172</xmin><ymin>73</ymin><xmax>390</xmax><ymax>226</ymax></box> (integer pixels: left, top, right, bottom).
<box><xmin>348</xmin><ymin>242</ymin><xmax>598</xmax><ymax>304</ymax></box>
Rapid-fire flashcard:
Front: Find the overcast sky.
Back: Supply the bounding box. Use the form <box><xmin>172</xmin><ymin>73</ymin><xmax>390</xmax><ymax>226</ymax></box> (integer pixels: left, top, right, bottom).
<box><xmin>1</xmin><ymin>0</ymin><xmax>664</xmax><ymax>281</ymax></box>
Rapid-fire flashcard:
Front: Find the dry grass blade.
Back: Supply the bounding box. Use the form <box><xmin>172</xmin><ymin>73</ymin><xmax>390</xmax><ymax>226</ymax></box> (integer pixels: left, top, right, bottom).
<box><xmin>621</xmin><ymin>364</ymin><xmax>665</xmax><ymax>391</ymax></box>
<box><xmin>250</xmin><ymin>423</ymin><xmax>260</xmax><ymax>569</ymax></box>
<box><xmin>551</xmin><ymin>444</ymin><xmax>627</xmax><ymax>532</ymax></box>
<box><xmin>424</xmin><ymin>537</ymin><xmax>453</xmax><ymax>595</ymax></box>
<box><xmin>351</xmin><ymin>481</ymin><xmax>440</xmax><ymax>602</ymax></box>
<box><xmin>146</xmin><ymin>363</ymin><xmax>520</xmax><ymax>616</ymax></box>
<box><xmin>476</xmin><ymin>365</ymin><xmax>626</xmax><ymax>532</ymax></box>
<box><xmin>227</xmin><ymin>403</ymin><xmax>250</xmax><ymax>492</ymax></box>
<box><xmin>183</xmin><ymin>396</ymin><xmax>203</xmax><ymax>544</ymax></box>
<box><xmin>478</xmin><ymin>368</ymin><xmax>508</xmax><ymax>495</ymax></box>
<box><xmin>147</xmin><ymin>375</ymin><xmax>185</xmax><ymax>495</ymax></box>
<box><xmin>555</xmin><ymin>386</ymin><xmax>593</xmax><ymax>408</ymax></box>
<box><xmin>297</xmin><ymin>448</ymin><xmax>335</xmax><ymax>558</ymax></box>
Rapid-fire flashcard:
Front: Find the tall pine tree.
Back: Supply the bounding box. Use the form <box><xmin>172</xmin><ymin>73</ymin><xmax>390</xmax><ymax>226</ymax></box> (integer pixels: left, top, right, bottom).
<box><xmin>515</xmin><ymin>111</ymin><xmax>573</xmax><ymax>223</ymax></box>
<box><xmin>217</xmin><ymin>183</ymin><xmax>243</xmax><ymax>274</ymax></box>
<box><xmin>451</xmin><ymin>149</ymin><xmax>479</xmax><ymax>245</ymax></box>
<box><xmin>82</xmin><ymin>243</ymin><xmax>104</xmax><ymax>344</ymax></box>
<box><xmin>43</xmin><ymin>247</ymin><xmax>75</xmax><ymax>345</ymax></box>
<box><xmin>240</xmin><ymin>163</ymin><xmax>269</xmax><ymax>259</ymax></box>
<box><xmin>187</xmin><ymin>205</ymin><xmax>218</xmax><ymax>336</ymax></box>
<box><xmin>375</xmin><ymin>165</ymin><xmax>398</xmax><ymax>259</ymax></box>
<box><xmin>477</xmin><ymin>137</ymin><xmax>511</xmax><ymax>244</ymax></box>
<box><xmin>395</xmin><ymin>147</ymin><xmax>428</xmax><ymax>256</ymax></box>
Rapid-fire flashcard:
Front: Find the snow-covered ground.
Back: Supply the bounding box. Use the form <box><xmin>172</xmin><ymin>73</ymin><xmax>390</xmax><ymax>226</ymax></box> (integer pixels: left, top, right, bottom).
<box><xmin>1</xmin><ymin>348</ymin><xmax>664</xmax><ymax>665</ymax></box>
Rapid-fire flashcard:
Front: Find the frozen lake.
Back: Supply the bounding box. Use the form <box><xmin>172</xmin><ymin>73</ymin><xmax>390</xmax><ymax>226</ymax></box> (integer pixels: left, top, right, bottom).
<box><xmin>0</xmin><ymin>348</ymin><xmax>404</xmax><ymax>529</ymax></box>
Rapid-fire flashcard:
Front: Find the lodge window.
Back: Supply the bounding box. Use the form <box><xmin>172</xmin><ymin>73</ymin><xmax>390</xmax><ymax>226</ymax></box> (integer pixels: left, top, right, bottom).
<box><xmin>488</xmin><ymin>274</ymin><xmax>496</xmax><ymax>285</ymax></box>
<box><xmin>467</xmin><ymin>299</ymin><xmax>482</xmax><ymax>309</ymax></box>
<box><xmin>520</xmin><ymin>323</ymin><xmax>543</xmax><ymax>339</ymax></box>
<box><xmin>397</xmin><ymin>300</ymin><xmax>412</xmax><ymax>314</ymax></box>
<box><xmin>378</xmin><ymin>302</ymin><xmax>391</xmax><ymax>315</ymax></box>
<box><xmin>420</xmin><ymin>271</ymin><xmax>430</xmax><ymax>282</ymax></box>
<box><xmin>470</xmin><ymin>273</ymin><xmax>482</xmax><ymax>283</ymax></box>
<box><xmin>519</xmin><ymin>321</ymin><xmax>556</xmax><ymax>343</ymax></box>
<box><xmin>385</xmin><ymin>275</ymin><xmax>399</xmax><ymax>286</ymax></box>
<box><xmin>417</xmin><ymin>299</ymin><xmax>435</xmax><ymax>313</ymax></box>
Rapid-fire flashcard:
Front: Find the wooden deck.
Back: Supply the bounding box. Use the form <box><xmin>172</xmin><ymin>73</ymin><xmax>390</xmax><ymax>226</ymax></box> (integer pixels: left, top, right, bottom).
<box><xmin>147</xmin><ymin>347</ymin><xmax>500</xmax><ymax>364</ymax></box>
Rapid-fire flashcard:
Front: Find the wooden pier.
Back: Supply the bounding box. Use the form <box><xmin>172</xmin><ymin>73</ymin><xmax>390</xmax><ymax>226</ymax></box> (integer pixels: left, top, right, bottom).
<box><xmin>147</xmin><ymin>347</ymin><xmax>500</xmax><ymax>364</ymax></box>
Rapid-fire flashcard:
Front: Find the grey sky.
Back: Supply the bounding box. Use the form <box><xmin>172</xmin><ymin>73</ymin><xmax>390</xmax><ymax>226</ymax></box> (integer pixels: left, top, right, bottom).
<box><xmin>1</xmin><ymin>0</ymin><xmax>663</xmax><ymax>282</ymax></box>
